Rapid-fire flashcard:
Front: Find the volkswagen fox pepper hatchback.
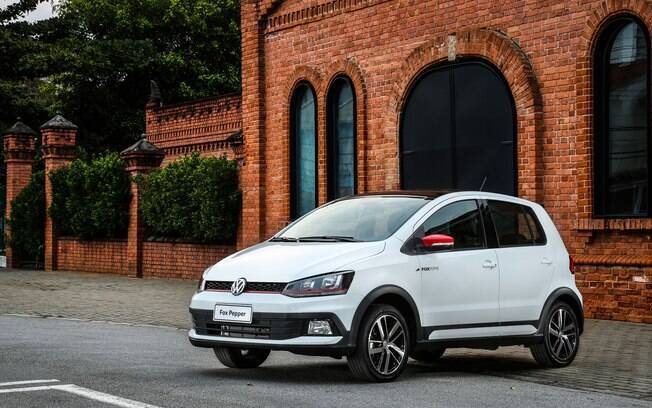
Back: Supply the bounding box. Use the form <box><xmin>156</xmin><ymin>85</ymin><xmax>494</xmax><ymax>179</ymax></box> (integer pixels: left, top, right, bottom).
<box><xmin>189</xmin><ymin>191</ymin><xmax>583</xmax><ymax>382</ymax></box>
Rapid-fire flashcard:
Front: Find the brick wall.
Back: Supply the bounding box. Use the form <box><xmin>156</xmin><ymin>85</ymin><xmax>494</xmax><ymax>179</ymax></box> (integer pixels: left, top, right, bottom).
<box><xmin>141</xmin><ymin>241</ymin><xmax>235</xmax><ymax>280</ymax></box>
<box><xmin>237</xmin><ymin>0</ymin><xmax>652</xmax><ymax>322</ymax></box>
<box><xmin>57</xmin><ymin>238</ymin><xmax>129</xmax><ymax>275</ymax></box>
<box><xmin>55</xmin><ymin>239</ymin><xmax>235</xmax><ymax>280</ymax></box>
<box><xmin>145</xmin><ymin>94</ymin><xmax>242</xmax><ymax>164</ymax></box>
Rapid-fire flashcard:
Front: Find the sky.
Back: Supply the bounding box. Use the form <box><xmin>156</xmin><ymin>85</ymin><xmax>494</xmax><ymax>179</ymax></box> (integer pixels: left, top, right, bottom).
<box><xmin>0</xmin><ymin>0</ymin><xmax>57</xmax><ymax>22</ymax></box>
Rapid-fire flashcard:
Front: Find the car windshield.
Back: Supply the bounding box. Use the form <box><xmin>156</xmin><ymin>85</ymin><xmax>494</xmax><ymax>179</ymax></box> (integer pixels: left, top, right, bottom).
<box><xmin>275</xmin><ymin>196</ymin><xmax>430</xmax><ymax>242</ymax></box>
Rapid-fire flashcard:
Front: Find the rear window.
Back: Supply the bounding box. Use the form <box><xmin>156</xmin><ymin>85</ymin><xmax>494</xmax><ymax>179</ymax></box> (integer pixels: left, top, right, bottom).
<box><xmin>488</xmin><ymin>200</ymin><xmax>546</xmax><ymax>247</ymax></box>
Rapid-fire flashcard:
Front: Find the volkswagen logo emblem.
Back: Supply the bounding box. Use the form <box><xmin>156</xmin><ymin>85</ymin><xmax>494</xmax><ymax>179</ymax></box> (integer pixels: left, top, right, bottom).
<box><xmin>231</xmin><ymin>278</ymin><xmax>247</xmax><ymax>296</ymax></box>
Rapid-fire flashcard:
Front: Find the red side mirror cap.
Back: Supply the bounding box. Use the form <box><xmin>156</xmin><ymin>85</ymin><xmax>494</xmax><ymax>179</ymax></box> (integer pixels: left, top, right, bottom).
<box><xmin>421</xmin><ymin>234</ymin><xmax>455</xmax><ymax>251</ymax></box>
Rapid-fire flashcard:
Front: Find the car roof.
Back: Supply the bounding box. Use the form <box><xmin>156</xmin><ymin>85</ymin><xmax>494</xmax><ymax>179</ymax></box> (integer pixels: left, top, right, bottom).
<box><xmin>355</xmin><ymin>190</ymin><xmax>454</xmax><ymax>199</ymax></box>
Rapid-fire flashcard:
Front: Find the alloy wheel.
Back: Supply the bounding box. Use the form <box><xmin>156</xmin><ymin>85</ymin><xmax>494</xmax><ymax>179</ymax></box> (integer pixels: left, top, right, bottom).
<box><xmin>548</xmin><ymin>308</ymin><xmax>578</xmax><ymax>362</ymax></box>
<box><xmin>367</xmin><ymin>314</ymin><xmax>407</xmax><ymax>375</ymax></box>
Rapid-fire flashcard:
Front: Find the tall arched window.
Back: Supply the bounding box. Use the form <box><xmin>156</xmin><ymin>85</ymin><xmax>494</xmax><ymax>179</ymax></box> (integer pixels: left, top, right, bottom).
<box><xmin>400</xmin><ymin>59</ymin><xmax>516</xmax><ymax>194</ymax></box>
<box><xmin>290</xmin><ymin>83</ymin><xmax>317</xmax><ymax>219</ymax></box>
<box><xmin>595</xmin><ymin>17</ymin><xmax>650</xmax><ymax>217</ymax></box>
<box><xmin>327</xmin><ymin>77</ymin><xmax>356</xmax><ymax>199</ymax></box>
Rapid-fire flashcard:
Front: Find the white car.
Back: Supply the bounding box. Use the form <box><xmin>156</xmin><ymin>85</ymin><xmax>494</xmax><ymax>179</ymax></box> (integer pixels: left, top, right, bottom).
<box><xmin>189</xmin><ymin>191</ymin><xmax>583</xmax><ymax>382</ymax></box>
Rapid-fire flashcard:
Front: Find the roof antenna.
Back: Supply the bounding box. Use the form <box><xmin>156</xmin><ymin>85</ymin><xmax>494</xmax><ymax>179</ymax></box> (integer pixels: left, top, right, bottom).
<box><xmin>479</xmin><ymin>176</ymin><xmax>487</xmax><ymax>192</ymax></box>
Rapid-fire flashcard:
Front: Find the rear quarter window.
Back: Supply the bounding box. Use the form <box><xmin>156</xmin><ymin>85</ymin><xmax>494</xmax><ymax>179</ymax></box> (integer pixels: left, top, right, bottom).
<box><xmin>488</xmin><ymin>200</ymin><xmax>546</xmax><ymax>247</ymax></box>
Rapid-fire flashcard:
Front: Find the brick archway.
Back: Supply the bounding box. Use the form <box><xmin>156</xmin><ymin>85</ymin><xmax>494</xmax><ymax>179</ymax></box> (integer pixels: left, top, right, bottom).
<box><xmin>386</xmin><ymin>28</ymin><xmax>543</xmax><ymax>201</ymax></box>
<box><xmin>321</xmin><ymin>58</ymin><xmax>368</xmax><ymax>197</ymax></box>
<box><xmin>575</xmin><ymin>0</ymin><xmax>652</xmax><ymax>225</ymax></box>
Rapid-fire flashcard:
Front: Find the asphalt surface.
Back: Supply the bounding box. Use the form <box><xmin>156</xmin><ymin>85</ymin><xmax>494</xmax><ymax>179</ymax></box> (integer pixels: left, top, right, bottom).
<box><xmin>0</xmin><ymin>316</ymin><xmax>649</xmax><ymax>408</ymax></box>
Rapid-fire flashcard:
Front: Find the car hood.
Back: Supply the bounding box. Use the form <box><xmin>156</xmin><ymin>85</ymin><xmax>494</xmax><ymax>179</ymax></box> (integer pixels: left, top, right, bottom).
<box><xmin>204</xmin><ymin>241</ymin><xmax>386</xmax><ymax>283</ymax></box>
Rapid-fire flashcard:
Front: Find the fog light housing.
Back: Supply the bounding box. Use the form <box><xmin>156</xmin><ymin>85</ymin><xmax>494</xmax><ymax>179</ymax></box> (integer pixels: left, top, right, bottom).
<box><xmin>307</xmin><ymin>319</ymin><xmax>333</xmax><ymax>335</ymax></box>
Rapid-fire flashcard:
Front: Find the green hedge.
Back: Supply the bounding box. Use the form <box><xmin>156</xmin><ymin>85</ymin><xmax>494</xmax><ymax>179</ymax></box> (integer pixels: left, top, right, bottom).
<box><xmin>49</xmin><ymin>152</ymin><xmax>131</xmax><ymax>239</ymax></box>
<box><xmin>8</xmin><ymin>171</ymin><xmax>45</xmax><ymax>263</ymax></box>
<box><xmin>138</xmin><ymin>153</ymin><xmax>240</xmax><ymax>243</ymax></box>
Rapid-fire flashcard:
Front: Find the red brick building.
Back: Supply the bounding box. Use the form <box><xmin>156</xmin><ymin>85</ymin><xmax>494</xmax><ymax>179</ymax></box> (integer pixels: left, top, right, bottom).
<box><xmin>233</xmin><ymin>0</ymin><xmax>651</xmax><ymax>322</ymax></box>
<box><xmin>4</xmin><ymin>0</ymin><xmax>651</xmax><ymax>323</ymax></box>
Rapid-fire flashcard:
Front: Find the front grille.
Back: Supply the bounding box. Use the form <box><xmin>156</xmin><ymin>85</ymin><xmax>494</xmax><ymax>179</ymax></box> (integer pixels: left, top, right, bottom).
<box><xmin>205</xmin><ymin>280</ymin><xmax>286</xmax><ymax>293</ymax></box>
<box><xmin>191</xmin><ymin>309</ymin><xmax>305</xmax><ymax>340</ymax></box>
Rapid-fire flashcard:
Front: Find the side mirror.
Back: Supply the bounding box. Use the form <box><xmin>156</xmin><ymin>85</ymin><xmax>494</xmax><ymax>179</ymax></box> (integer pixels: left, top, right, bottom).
<box><xmin>421</xmin><ymin>234</ymin><xmax>454</xmax><ymax>252</ymax></box>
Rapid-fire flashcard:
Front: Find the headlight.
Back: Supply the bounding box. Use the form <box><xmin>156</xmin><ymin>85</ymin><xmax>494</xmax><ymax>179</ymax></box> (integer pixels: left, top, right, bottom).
<box><xmin>282</xmin><ymin>271</ymin><xmax>354</xmax><ymax>298</ymax></box>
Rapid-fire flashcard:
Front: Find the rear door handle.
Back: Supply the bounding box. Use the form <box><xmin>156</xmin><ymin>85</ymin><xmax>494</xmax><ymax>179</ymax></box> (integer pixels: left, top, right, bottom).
<box><xmin>541</xmin><ymin>258</ymin><xmax>553</xmax><ymax>265</ymax></box>
<box><xmin>482</xmin><ymin>260</ymin><xmax>497</xmax><ymax>269</ymax></box>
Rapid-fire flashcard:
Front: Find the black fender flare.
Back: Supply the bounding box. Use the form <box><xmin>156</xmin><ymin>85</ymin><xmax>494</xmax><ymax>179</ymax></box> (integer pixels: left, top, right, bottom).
<box><xmin>348</xmin><ymin>285</ymin><xmax>423</xmax><ymax>347</ymax></box>
<box><xmin>537</xmin><ymin>287</ymin><xmax>584</xmax><ymax>335</ymax></box>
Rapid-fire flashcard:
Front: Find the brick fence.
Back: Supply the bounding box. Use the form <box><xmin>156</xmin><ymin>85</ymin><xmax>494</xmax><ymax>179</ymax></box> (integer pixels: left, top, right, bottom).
<box><xmin>4</xmin><ymin>108</ymin><xmax>237</xmax><ymax>280</ymax></box>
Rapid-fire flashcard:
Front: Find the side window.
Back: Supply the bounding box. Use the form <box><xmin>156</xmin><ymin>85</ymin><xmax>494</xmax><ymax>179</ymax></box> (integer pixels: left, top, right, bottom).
<box><xmin>488</xmin><ymin>200</ymin><xmax>546</xmax><ymax>247</ymax></box>
<box><xmin>523</xmin><ymin>207</ymin><xmax>546</xmax><ymax>245</ymax></box>
<box><xmin>417</xmin><ymin>200</ymin><xmax>485</xmax><ymax>250</ymax></box>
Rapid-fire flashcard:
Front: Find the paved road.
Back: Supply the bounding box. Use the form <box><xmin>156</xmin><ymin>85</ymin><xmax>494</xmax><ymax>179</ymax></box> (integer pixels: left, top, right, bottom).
<box><xmin>1</xmin><ymin>269</ymin><xmax>651</xmax><ymax>405</ymax></box>
<box><xmin>1</xmin><ymin>316</ymin><xmax>649</xmax><ymax>408</ymax></box>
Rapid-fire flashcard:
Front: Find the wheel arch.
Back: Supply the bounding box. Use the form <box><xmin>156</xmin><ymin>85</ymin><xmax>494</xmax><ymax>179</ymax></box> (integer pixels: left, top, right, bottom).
<box><xmin>538</xmin><ymin>287</ymin><xmax>584</xmax><ymax>335</ymax></box>
<box><xmin>349</xmin><ymin>285</ymin><xmax>422</xmax><ymax>347</ymax></box>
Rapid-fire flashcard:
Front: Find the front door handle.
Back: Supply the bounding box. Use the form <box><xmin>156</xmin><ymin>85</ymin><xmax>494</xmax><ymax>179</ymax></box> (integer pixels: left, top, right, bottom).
<box><xmin>482</xmin><ymin>260</ymin><xmax>497</xmax><ymax>269</ymax></box>
<box><xmin>541</xmin><ymin>258</ymin><xmax>553</xmax><ymax>265</ymax></box>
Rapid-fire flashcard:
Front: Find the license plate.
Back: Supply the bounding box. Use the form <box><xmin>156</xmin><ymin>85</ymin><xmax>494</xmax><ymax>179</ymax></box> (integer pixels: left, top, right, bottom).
<box><xmin>213</xmin><ymin>304</ymin><xmax>253</xmax><ymax>323</ymax></box>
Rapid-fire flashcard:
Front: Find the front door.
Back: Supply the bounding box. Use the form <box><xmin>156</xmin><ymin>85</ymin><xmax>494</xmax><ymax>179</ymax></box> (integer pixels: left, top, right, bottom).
<box><xmin>415</xmin><ymin>199</ymin><xmax>500</xmax><ymax>339</ymax></box>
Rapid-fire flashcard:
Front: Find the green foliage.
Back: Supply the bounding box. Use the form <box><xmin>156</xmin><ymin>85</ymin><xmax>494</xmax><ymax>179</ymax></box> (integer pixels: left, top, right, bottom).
<box><xmin>8</xmin><ymin>170</ymin><xmax>45</xmax><ymax>263</ymax></box>
<box><xmin>49</xmin><ymin>152</ymin><xmax>131</xmax><ymax>239</ymax></box>
<box><xmin>0</xmin><ymin>0</ymin><xmax>240</xmax><ymax>152</ymax></box>
<box><xmin>138</xmin><ymin>153</ymin><xmax>240</xmax><ymax>243</ymax></box>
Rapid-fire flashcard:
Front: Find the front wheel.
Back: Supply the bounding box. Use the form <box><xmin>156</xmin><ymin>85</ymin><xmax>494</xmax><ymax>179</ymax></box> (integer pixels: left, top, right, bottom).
<box><xmin>530</xmin><ymin>302</ymin><xmax>579</xmax><ymax>367</ymax></box>
<box><xmin>214</xmin><ymin>347</ymin><xmax>270</xmax><ymax>368</ymax></box>
<box><xmin>347</xmin><ymin>304</ymin><xmax>410</xmax><ymax>382</ymax></box>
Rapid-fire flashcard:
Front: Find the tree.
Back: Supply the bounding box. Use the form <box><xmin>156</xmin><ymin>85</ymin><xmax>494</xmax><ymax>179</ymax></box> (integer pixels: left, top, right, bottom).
<box><xmin>7</xmin><ymin>170</ymin><xmax>45</xmax><ymax>265</ymax></box>
<box><xmin>0</xmin><ymin>0</ymin><xmax>240</xmax><ymax>152</ymax></box>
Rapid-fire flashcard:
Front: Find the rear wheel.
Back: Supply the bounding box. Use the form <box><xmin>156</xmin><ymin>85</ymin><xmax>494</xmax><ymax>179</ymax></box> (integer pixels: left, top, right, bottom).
<box><xmin>410</xmin><ymin>348</ymin><xmax>445</xmax><ymax>363</ymax></box>
<box><xmin>530</xmin><ymin>302</ymin><xmax>579</xmax><ymax>367</ymax></box>
<box><xmin>347</xmin><ymin>304</ymin><xmax>410</xmax><ymax>382</ymax></box>
<box><xmin>213</xmin><ymin>347</ymin><xmax>270</xmax><ymax>368</ymax></box>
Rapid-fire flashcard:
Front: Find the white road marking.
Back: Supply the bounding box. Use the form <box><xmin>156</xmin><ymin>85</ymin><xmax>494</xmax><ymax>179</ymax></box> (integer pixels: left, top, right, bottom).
<box><xmin>53</xmin><ymin>384</ymin><xmax>162</xmax><ymax>408</ymax></box>
<box><xmin>0</xmin><ymin>383</ymin><xmax>162</xmax><ymax>408</ymax></box>
<box><xmin>0</xmin><ymin>385</ymin><xmax>58</xmax><ymax>393</ymax></box>
<box><xmin>0</xmin><ymin>379</ymin><xmax>59</xmax><ymax>387</ymax></box>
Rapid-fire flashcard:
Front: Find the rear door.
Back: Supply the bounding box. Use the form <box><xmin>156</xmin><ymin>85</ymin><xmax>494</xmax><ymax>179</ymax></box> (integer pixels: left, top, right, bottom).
<box><xmin>414</xmin><ymin>199</ymin><xmax>500</xmax><ymax>339</ymax></box>
<box><xmin>486</xmin><ymin>200</ymin><xmax>554</xmax><ymax>326</ymax></box>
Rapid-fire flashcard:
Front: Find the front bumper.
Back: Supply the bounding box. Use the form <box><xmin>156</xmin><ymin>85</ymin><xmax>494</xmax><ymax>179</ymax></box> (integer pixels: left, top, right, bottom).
<box><xmin>188</xmin><ymin>308</ymin><xmax>354</xmax><ymax>355</ymax></box>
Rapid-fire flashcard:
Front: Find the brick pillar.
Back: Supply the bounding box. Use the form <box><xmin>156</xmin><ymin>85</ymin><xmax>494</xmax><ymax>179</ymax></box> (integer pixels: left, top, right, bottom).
<box><xmin>41</xmin><ymin>114</ymin><xmax>77</xmax><ymax>272</ymax></box>
<box><xmin>120</xmin><ymin>137</ymin><xmax>164</xmax><ymax>278</ymax></box>
<box><xmin>3</xmin><ymin>119</ymin><xmax>37</xmax><ymax>268</ymax></box>
<box><xmin>239</xmin><ymin>1</ymin><xmax>266</xmax><ymax>247</ymax></box>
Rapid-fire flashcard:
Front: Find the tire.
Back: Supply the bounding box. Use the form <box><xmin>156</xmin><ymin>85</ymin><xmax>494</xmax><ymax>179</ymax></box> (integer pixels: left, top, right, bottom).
<box><xmin>213</xmin><ymin>347</ymin><xmax>271</xmax><ymax>369</ymax></box>
<box><xmin>530</xmin><ymin>301</ymin><xmax>580</xmax><ymax>368</ymax></box>
<box><xmin>410</xmin><ymin>348</ymin><xmax>445</xmax><ymax>363</ymax></box>
<box><xmin>347</xmin><ymin>304</ymin><xmax>410</xmax><ymax>382</ymax></box>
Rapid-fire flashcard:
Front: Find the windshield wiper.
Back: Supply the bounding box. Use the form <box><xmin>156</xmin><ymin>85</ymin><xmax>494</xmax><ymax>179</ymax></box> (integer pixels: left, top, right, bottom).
<box><xmin>296</xmin><ymin>235</ymin><xmax>360</xmax><ymax>242</ymax></box>
<box><xmin>269</xmin><ymin>236</ymin><xmax>298</xmax><ymax>242</ymax></box>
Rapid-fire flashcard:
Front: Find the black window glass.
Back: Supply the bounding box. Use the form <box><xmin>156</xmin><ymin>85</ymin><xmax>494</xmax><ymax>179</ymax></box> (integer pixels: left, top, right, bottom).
<box><xmin>595</xmin><ymin>18</ymin><xmax>650</xmax><ymax>217</ymax></box>
<box><xmin>291</xmin><ymin>83</ymin><xmax>317</xmax><ymax>219</ymax></box>
<box><xmin>400</xmin><ymin>60</ymin><xmax>515</xmax><ymax>195</ymax></box>
<box><xmin>418</xmin><ymin>200</ymin><xmax>485</xmax><ymax>250</ymax></box>
<box><xmin>328</xmin><ymin>78</ymin><xmax>356</xmax><ymax>199</ymax></box>
<box><xmin>488</xmin><ymin>200</ymin><xmax>543</xmax><ymax>247</ymax></box>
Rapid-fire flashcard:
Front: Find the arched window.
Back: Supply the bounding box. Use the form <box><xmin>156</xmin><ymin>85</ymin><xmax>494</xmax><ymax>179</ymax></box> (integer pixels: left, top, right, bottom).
<box><xmin>327</xmin><ymin>77</ymin><xmax>356</xmax><ymax>199</ymax></box>
<box><xmin>400</xmin><ymin>59</ymin><xmax>516</xmax><ymax>194</ymax></box>
<box><xmin>594</xmin><ymin>17</ymin><xmax>650</xmax><ymax>217</ymax></box>
<box><xmin>290</xmin><ymin>83</ymin><xmax>317</xmax><ymax>219</ymax></box>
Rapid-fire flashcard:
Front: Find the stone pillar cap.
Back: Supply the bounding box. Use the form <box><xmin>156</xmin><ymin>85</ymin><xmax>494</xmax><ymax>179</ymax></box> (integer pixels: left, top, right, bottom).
<box><xmin>4</xmin><ymin>118</ymin><xmax>36</xmax><ymax>136</ymax></box>
<box><xmin>120</xmin><ymin>136</ymin><xmax>164</xmax><ymax>157</ymax></box>
<box><xmin>41</xmin><ymin>114</ymin><xmax>78</xmax><ymax>130</ymax></box>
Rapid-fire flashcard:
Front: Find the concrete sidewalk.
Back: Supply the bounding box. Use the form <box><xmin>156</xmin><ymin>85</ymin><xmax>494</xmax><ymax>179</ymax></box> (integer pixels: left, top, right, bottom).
<box><xmin>1</xmin><ymin>269</ymin><xmax>650</xmax><ymax>401</ymax></box>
